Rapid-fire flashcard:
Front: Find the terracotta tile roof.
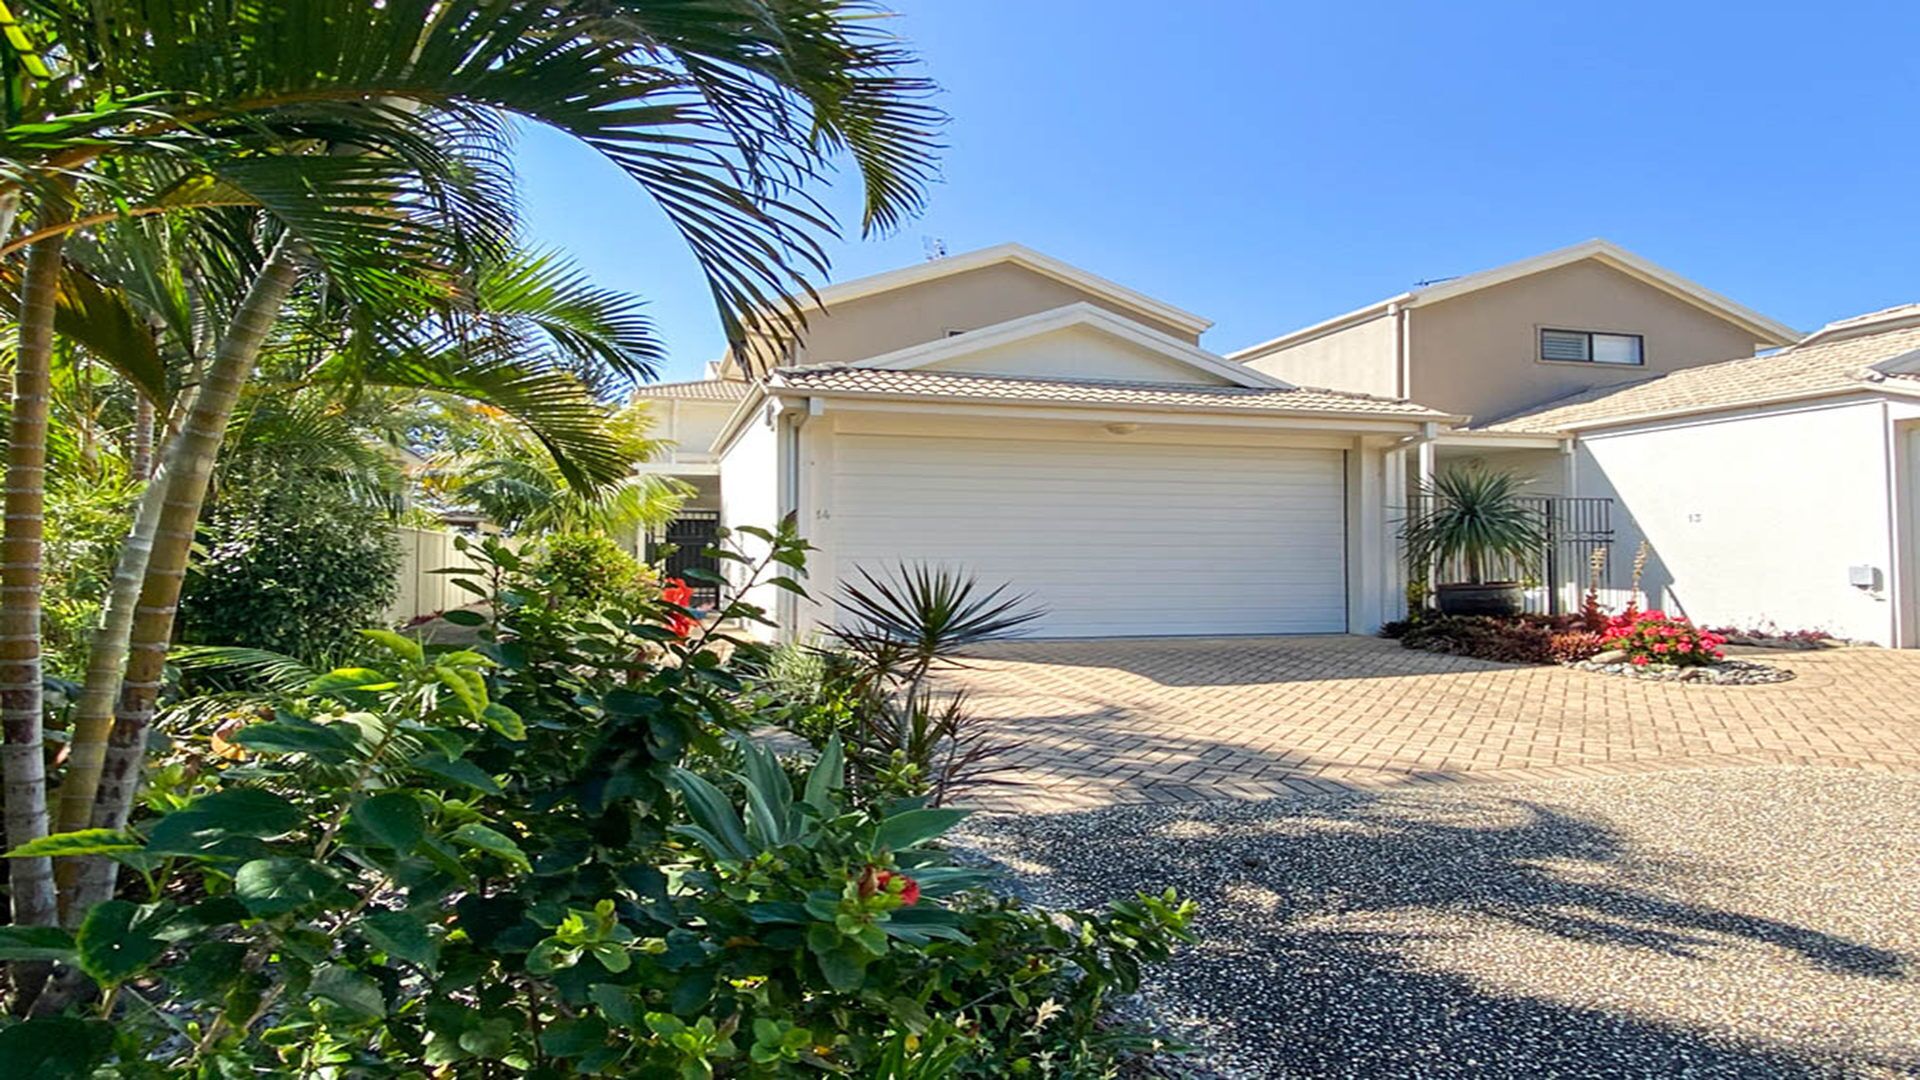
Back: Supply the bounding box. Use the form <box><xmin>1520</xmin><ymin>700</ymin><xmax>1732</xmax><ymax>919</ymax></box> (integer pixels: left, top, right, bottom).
<box><xmin>631</xmin><ymin>378</ymin><xmax>752</xmax><ymax>402</ymax></box>
<box><xmin>771</xmin><ymin>365</ymin><xmax>1450</xmax><ymax>418</ymax></box>
<box><xmin>1479</xmin><ymin>314</ymin><xmax>1920</xmax><ymax>434</ymax></box>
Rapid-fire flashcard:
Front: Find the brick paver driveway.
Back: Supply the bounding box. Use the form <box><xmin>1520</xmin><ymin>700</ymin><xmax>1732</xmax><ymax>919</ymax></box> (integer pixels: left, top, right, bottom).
<box><xmin>945</xmin><ymin>636</ymin><xmax>1920</xmax><ymax>811</ymax></box>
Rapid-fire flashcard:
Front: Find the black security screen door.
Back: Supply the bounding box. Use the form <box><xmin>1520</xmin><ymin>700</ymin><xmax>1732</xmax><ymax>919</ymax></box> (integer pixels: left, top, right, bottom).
<box><xmin>652</xmin><ymin>510</ymin><xmax>721</xmax><ymax>607</ymax></box>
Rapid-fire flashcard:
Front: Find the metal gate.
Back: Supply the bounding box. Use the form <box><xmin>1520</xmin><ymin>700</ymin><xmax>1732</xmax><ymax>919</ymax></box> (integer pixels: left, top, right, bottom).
<box><xmin>650</xmin><ymin>510</ymin><xmax>721</xmax><ymax>607</ymax></box>
<box><xmin>1407</xmin><ymin>496</ymin><xmax>1614</xmax><ymax>615</ymax></box>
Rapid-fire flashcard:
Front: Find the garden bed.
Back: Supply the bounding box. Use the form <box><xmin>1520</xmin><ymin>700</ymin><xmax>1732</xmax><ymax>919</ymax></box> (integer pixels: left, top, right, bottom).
<box><xmin>1383</xmin><ymin>613</ymin><xmax>1797</xmax><ymax>685</ymax></box>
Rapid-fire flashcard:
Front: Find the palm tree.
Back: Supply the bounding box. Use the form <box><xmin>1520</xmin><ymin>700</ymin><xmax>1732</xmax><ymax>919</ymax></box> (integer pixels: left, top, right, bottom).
<box><xmin>423</xmin><ymin>400</ymin><xmax>689</xmax><ymax>537</ymax></box>
<box><xmin>6</xmin><ymin>0</ymin><xmax>941</xmax><ymax>924</ymax></box>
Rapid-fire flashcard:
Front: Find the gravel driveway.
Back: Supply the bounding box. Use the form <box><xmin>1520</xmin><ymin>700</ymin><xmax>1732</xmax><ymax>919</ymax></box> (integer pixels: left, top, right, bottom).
<box><xmin>957</xmin><ymin>767</ymin><xmax>1920</xmax><ymax>1078</ymax></box>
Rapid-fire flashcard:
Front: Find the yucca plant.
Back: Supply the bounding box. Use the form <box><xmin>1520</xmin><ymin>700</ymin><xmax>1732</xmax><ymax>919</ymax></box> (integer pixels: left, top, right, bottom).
<box><xmin>1401</xmin><ymin>466</ymin><xmax>1546</xmax><ymax>616</ymax></box>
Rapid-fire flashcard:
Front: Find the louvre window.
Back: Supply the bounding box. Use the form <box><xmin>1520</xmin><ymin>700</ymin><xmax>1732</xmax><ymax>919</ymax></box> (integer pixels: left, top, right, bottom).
<box><xmin>1541</xmin><ymin>329</ymin><xmax>1643</xmax><ymax>365</ymax></box>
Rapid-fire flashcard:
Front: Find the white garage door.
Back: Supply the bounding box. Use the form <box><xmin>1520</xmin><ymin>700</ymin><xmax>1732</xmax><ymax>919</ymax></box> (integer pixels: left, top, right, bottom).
<box><xmin>830</xmin><ymin>434</ymin><xmax>1348</xmax><ymax>637</ymax></box>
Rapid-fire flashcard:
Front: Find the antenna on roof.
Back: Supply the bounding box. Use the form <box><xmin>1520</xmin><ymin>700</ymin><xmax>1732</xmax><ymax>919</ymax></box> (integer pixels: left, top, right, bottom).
<box><xmin>1413</xmin><ymin>274</ymin><xmax>1459</xmax><ymax>288</ymax></box>
<box><xmin>922</xmin><ymin>235</ymin><xmax>948</xmax><ymax>261</ymax></box>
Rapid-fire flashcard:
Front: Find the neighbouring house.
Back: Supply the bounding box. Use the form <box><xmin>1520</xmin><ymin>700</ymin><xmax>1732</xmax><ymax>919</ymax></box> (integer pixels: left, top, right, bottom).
<box><xmin>632</xmin><ymin>238</ymin><xmax>1920</xmax><ymax>647</ymax></box>
<box><xmin>636</xmin><ymin>243</ymin><xmax>1456</xmax><ymax>639</ymax></box>
<box><xmin>1477</xmin><ymin>304</ymin><xmax>1920</xmax><ymax>646</ymax></box>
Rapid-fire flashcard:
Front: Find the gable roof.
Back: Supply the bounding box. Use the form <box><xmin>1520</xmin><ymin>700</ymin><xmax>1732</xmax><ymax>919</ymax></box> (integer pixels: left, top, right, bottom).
<box><xmin>1231</xmin><ymin>239</ymin><xmax>1800</xmax><ymax>360</ymax></box>
<box><xmin>631</xmin><ymin>378</ymin><xmax>751</xmax><ymax>402</ymax></box>
<box><xmin>849</xmin><ymin>302</ymin><xmax>1279</xmax><ymax>388</ymax></box>
<box><xmin>769</xmin><ymin>366</ymin><xmax>1454</xmax><ymax>420</ymax></box>
<box><xmin>797</xmin><ymin>243</ymin><xmax>1212</xmax><ymax>337</ymax></box>
<box><xmin>1478</xmin><ymin>306</ymin><xmax>1920</xmax><ymax>434</ymax></box>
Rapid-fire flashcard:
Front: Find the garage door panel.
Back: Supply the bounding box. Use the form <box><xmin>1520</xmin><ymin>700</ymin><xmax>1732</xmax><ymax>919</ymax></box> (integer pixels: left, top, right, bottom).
<box><xmin>831</xmin><ymin>434</ymin><xmax>1348</xmax><ymax>637</ymax></box>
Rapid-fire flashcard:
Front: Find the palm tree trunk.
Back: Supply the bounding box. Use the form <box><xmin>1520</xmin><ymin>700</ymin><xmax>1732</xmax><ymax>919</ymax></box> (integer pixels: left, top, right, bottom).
<box><xmin>51</xmin><ymin>439</ymin><xmax>173</xmax><ymax>922</ymax></box>
<box><xmin>2</xmin><ymin>204</ymin><xmax>69</xmax><ymax>932</ymax></box>
<box><xmin>70</xmin><ymin>238</ymin><xmax>301</xmax><ymax>913</ymax></box>
<box><xmin>129</xmin><ymin>394</ymin><xmax>155</xmax><ymax>480</ymax></box>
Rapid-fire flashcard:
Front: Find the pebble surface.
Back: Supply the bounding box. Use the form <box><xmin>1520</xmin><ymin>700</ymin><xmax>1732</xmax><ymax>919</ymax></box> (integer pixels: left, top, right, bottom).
<box><xmin>956</xmin><ymin>767</ymin><xmax>1920</xmax><ymax>1079</ymax></box>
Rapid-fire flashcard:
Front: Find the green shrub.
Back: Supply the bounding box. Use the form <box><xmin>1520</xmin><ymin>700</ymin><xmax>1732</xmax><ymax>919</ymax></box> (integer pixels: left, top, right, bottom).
<box><xmin>519</xmin><ymin>530</ymin><xmax>655</xmax><ymax>615</ymax></box>
<box><xmin>0</xmin><ymin>520</ymin><xmax>1192</xmax><ymax>1077</ymax></box>
<box><xmin>179</xmin><ymin>477</ymin><xmax>400</xmax><ymax>663</ymax></box>
<box><xmin>42</xmin><ymin>475</ymin><xmax>140</xmax><ymax>679</ymax></box>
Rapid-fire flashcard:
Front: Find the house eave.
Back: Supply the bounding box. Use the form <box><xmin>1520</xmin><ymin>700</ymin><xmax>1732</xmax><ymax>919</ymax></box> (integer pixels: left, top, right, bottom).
<box><xmin>763</xmin><ymin>382</ymin><xmax>1461</xmax><ymax>432</ymax></box>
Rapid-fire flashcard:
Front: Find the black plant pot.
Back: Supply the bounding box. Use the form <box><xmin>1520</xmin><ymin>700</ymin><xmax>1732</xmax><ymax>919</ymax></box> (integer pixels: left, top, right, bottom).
<box><xmin>1434</xmin><ymin>582</ymin><xmax>1525</xmax><ymax>617</ymax></box>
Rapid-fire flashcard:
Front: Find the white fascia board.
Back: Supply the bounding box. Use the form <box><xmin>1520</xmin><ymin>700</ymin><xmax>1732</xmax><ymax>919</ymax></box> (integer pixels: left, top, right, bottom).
<box><xmin>1228</xmin><ymin>297</ymin><xmax>1408</xmax><ymax>361</ymax></box>
<box><xmin>853</xmin><ymin>302</ymin><xmax>1289</xmax><ymax>389</ymax></box>
<box><xmin>1435</xmin><ymin>431</ymin><xmax>1569</xmax><ymax>450</ymax></box>
<box><xmin>707</xmin><ymin>381</ymin><xmax>772</xmax><ymax>459</ymax></box>
<box><xmin>797</xmin><ymin>242</ymin><xmax>1212</xmax><ymax>336</ymax></box>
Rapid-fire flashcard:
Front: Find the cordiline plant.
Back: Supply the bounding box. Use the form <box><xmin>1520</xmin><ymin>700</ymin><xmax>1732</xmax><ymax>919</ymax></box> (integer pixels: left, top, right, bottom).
<box><xmin>818</xmin><ymin>563</ymin><xmax>1046</xmax><ymax>806</ymax></box>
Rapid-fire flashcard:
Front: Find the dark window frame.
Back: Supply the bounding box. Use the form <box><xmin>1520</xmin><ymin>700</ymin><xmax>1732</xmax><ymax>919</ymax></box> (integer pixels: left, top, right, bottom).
<box><xmin>1539</xmin><ymin>328</ymin><xmax>1645</xmax><ymax>366</ymax></box>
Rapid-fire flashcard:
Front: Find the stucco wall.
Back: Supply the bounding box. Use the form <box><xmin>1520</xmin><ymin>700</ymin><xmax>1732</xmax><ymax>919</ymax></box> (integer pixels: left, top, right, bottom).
<box><xmin>717</xmin><ymin>403</ymin><xmax>782</xmax><ymax>630</ymax></box>
<box><xmin>1574</xmin><ymin>398</ymin><xmax>1896</xmax><ymax>643</ymax></box>
<box><xmin>790</xmin><ymin>262</ymin><xmax>1201</xmax><ymax>367</ymax></box>
<box><xmin>920</xmin><ymin>323</ymin><xmax>1233</xmax><ymax>384</ymax></box>
<box><xmin>1410</xmin><ymin>261</ymin><xmax>1770</xmax><ymax>423</ymax></box>
<box><xmin>1240</xmin><ymin>312</ymin><xmax>1400</xmax><ymax>397</ymax></box>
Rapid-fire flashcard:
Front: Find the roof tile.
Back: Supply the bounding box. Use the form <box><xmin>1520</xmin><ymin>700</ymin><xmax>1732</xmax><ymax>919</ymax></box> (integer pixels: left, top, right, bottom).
<box><xmin>772</xmin><ymin>366</ymin><xmax>1449</xmax><ymax>418</ymax></box>
<box><xmin>1479</xmin><ymin>317</ymin><xmax>1920</xmax><ymax>433</ymax></box>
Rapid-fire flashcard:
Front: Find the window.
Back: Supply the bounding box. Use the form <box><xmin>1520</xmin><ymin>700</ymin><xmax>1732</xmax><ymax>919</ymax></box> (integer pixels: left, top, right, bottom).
<box><xmin>1541</xmin><ymin>328</ymin><xmax>1644</xmax><ymax>365</ymax></box>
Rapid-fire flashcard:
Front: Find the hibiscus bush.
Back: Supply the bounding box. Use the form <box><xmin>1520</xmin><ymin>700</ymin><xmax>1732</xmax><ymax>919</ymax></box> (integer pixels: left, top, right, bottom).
<box><xmin>0</xmin><ymin>519</ymin><xmax>1193</xmax><ymax>1077</ymax></box>
<box><xmin>1600</xmin><ymin>611</ymin><xmax>1725</xmax><ymax>667</ymax></box>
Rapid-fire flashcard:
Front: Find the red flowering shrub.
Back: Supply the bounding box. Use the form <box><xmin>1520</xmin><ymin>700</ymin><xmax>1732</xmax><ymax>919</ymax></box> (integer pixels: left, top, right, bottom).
<box><xmin>1601</xmin><ymin>610</ymin><xmax>1724</xmax><ymax>667</ymax></box>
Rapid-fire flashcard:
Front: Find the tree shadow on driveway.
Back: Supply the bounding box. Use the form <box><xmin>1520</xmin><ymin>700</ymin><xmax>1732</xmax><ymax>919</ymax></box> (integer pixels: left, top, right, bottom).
<box><xmin>957</xmin><ymin>771</ymin><xmax>1920</xmax><ymax>1078</ymax></box>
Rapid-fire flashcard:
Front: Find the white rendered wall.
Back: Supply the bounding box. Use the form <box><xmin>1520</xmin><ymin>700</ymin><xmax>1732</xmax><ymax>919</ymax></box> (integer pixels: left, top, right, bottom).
<box><xmin>1574</xmin><ymin>398</ymin><xmax>1896</xmax><ymax>643</ymax></box>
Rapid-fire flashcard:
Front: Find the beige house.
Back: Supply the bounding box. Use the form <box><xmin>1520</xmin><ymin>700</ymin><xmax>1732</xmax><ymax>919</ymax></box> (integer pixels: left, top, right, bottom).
<box><xmin>1231</xmin><ymin>239</ymin><xmax>1801</xmax><ymax>496</ymax></box>
<box><xmin>636</xmin><ymin>244</ymin><xmax>1453</xmax><ymax>639</ymax></box>
<box><xmin>633</xmin><ymin>239</ymin><xmax>1920</xmax><ymax>646</ymax></box>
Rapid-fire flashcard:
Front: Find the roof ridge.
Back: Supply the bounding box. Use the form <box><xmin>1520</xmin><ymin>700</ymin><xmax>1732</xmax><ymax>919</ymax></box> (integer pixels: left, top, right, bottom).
<box><xmin>781</xmin><ymin>365</ymin><xmax>1282</xmax><ymax>394</ymax></box>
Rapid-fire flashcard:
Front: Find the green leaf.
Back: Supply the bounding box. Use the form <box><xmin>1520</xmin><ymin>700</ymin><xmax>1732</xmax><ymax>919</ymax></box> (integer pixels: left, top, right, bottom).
<box><xmin>411</xmin><ymin>754</ymin><xmax>503</xmax><ymax>795</ymax></box>
<box><xmin>4</xmin><ymin>828</ymin><xmax>140</xmax><ymax>859</ymax></box>
<box><xmin>76</xmin><ymin>900</ymin><xmax>166</xmax><ymax>984</ymax></box>
<box><xmin>439</xmin><ymin>608</ymin><xmax>487</xmax><ymax>626</ymax></box>
<box><xmin>541</xmin><ymin>1016</ymin><xmax>611</xmax><ymax>1058</ymax></box>
<box><xmin>0</xmin><ymin>925</ymin><xmax>77</xmax><ymax>963</ymax></box>
<box><xmin>450</xmin><ymin>824</ymin><xmax>529</xmax><ymax>871</ymax></box>
<box><xmin>361</xmin><ymin>910</ymin><xmax>439</xmax><ymax>968</ymax></box>
<box><xmin>0</xmin><ymin>1017</ymin><xmax>115</xmax><ymax>1078</ymax></box>
<box><xmin>146</xmin><ymin>789</ymin><xmax>307</xmax><ymax>857</ymax></box>
<box><xmin>234</xmin><ymin>858</ymin><xmax>345</xmax><ymax>917</ymax></box>
<box><xmin>481</xmin><ymin>702</ymin><xmax>526</xmax><ymax>741</ymax></box>
<box><xmin>802</xmin><ymin>736</ymin><xmax>845</xmax><ymax>812</ymax></box>
<box><xmin>358</xmin><ymin>628</ymin><xmax>425</xmax><ymax>665</ymax></box>
<box><xmin>353</xmin><ymin>792</ymin><xmax>426</xmax><ymax>852</ymax></box>
<box><xmin>806</xmin><ymin>924</ymin><xmax>870</xmax><ymax>992</ymax></box>
<box><xmin>232</xmin><ymin>716</ymin><xmax>356</xmax><ymax>759</ymax></box>
<box><xmin>666</xmin><ymin>769</ymin><xmax>753</xmax><ymax>861</ymax></box>
<box><xmin>310</xmin><ymin>667</ymin><xmax>399</xmax><ymax>694</ymax></box>
<box><xmin>873</xmin><ymin>807</ymin><xmax>970</xmax><ymax>852</ymax></box>
<box><xmin>310</xmin><ymin>963</ymin><xmax>387</xmax><ymax>1020</ymax></box>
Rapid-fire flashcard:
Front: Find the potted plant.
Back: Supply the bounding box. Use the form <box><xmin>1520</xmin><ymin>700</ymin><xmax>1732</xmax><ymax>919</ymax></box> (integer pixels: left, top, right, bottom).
<box><xmin>1400</xmin><ymin>466</ymin><xmax>1545</xmax><ymax>617</ymax></box>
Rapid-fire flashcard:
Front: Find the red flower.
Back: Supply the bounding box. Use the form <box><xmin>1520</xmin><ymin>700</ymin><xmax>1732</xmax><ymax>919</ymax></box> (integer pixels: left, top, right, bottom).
<box><xmin>858</xmin><ymin>866</ymin><xmax>921</xmax><ymax>906</ymax></box>
<box><xmin>661</xmin><ymin>577</ymin><xmax>697</xmax><ymax>638</ymax></box>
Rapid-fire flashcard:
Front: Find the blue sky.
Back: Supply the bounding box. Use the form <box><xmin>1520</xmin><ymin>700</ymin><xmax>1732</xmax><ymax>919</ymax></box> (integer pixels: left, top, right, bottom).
<box><xmin>517</xmin><ymin>0</ymin><xmax>1920</xmax><ymax>384</ymax></box>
